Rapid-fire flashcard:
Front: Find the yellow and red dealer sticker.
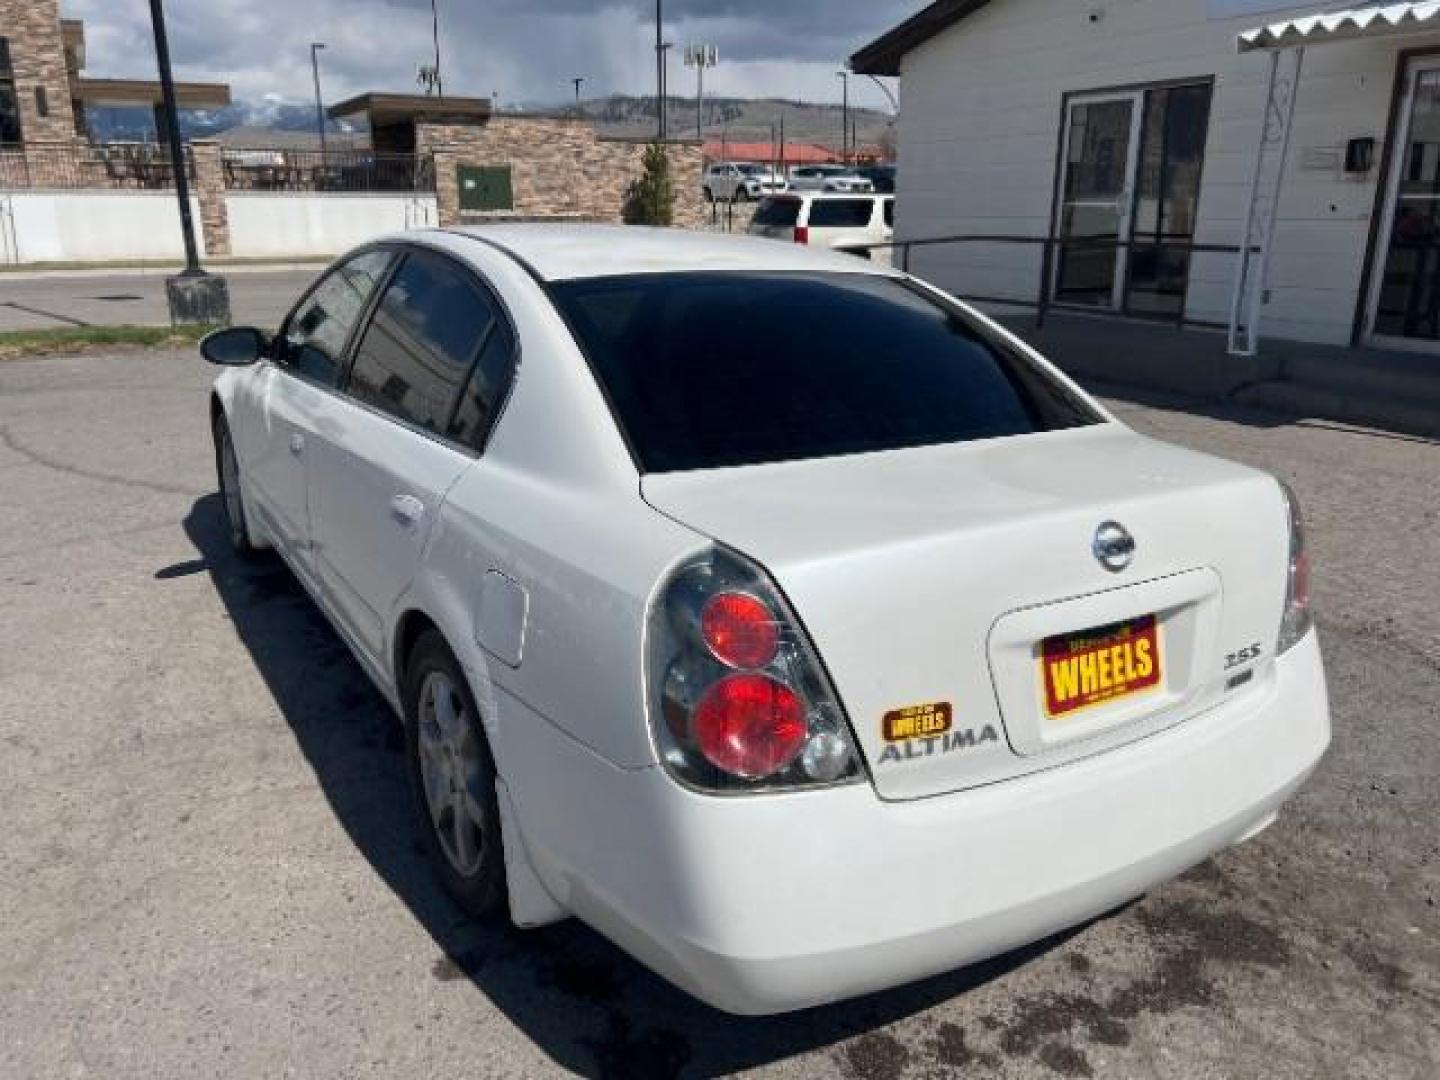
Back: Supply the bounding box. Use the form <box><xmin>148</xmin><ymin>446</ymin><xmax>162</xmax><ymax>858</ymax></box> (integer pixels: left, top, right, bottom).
<box><xmin>1041</xmin><ymin>615</ymin><xmax>1161</xmax><ymax>719</ymax></box>
<box><xmin>882</xmin><ymin>701</ymin><xmax>954</xmax><ymax>743</ymax></box>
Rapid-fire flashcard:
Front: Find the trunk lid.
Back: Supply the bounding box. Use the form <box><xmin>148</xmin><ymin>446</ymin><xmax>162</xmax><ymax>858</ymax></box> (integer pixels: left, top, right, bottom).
<box><xmin>643</xmin><ymin>425</ymin><xmax>1290</xmax><ymax>800</ymax></box>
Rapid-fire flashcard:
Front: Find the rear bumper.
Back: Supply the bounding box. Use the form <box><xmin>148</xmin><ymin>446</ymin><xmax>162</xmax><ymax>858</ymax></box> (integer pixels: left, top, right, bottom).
<box><xmin>502</xmin><ymin>631</ymin><xmax>1329</xmax><ymax>1015</ymax></box>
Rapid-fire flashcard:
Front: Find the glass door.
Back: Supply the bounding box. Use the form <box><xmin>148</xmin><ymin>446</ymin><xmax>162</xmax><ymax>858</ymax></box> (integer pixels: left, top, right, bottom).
<box><xmin>1126</xmin><ymin>84</ymin><xmax>1213</xmax><ymax>318</ymax></box>
<box><xmin>1053</xmin><ymin>93</ymin><xmax>1143</xmax><ymax>309</ymax></box>
<box><xmin>1367</xmin><ymin>58</ymin><xmax>1440</xmax><ymax>349</ymax></box>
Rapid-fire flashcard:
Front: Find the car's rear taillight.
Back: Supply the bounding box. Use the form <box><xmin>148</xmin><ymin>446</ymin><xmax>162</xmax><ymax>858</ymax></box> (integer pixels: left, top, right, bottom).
<box><xmin>1277</xmin><ymin>481</ymin><xmax>1313</xmax><ymax>654</ymax></box>
<box><xmin>647</xmin><ymin>547</ymin><xmax>862</xmax><ymax>792</ymax></box>
<box><xmin>793</xmin><ymin>225</ymin><xmax>810</xmax><ymax>244</ymax></box>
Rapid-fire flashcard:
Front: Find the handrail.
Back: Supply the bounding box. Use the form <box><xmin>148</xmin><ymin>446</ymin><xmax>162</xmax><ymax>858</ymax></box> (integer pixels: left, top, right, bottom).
<box><xmin>864</xmin><ymin>233</ymin><xmax>1263</xmax><ymax>332</ymax></box>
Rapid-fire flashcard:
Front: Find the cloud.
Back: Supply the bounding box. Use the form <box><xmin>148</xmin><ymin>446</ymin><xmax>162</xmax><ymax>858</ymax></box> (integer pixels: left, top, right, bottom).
<box><xmin>62</xmin><ymin>0</ymin><xmax>909</xmax><ymax>111</ymax></box>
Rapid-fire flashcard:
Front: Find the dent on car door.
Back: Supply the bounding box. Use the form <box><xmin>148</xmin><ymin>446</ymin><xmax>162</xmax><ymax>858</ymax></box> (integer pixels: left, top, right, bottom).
<box><xmin>246</xmin><ymin>249</ymin><xmax>394</xmax><ymax>562</ymax></box>
<box><xmin>307</xmin><ymin>248</ymin><xmax>518</xmax><ymax>663</ymax></box>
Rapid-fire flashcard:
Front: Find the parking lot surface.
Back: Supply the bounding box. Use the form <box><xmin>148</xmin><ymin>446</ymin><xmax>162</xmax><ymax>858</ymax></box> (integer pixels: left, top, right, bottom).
<box><xmin>0</xmin><ymin>266</ymin><xmax>319</xmax><ymax>332</ymax></box>
<box><xmin>0</xmin><ymin>348</ymin><xmax>1436</xmax><ymax>1079</ymax></box>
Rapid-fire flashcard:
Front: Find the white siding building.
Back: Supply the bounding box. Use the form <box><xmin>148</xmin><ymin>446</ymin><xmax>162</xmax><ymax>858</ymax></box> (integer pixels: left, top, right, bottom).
<box><xmin>853</xmin><ymin>0</ymin><xmax>1440</xmax><ymax>355</ymax></box>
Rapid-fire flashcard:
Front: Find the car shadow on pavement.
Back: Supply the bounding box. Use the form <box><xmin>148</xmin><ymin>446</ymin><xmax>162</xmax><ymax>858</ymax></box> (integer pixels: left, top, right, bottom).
<box><xmin>181</xmin><ymin>493</ymin><xmax>1080</xmax><ymax>1079</ymax></box>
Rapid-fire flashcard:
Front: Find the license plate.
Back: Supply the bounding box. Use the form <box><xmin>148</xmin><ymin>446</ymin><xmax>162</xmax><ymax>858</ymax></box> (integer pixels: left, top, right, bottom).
<box><xmin>1041</xmin><ymin>615</ymin><xmax>1161</xmax><ymax>719</ymax></box>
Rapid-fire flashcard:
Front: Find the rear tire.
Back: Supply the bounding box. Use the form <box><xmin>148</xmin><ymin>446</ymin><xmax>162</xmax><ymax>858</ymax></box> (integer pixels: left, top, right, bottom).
<box><xmin>212</xmin><ymin>412</ymin><xmax>257</xmax><ymax>557</ymax></box>
<box><xmin>403</xmin><ymin>630</ymin><xmax>506</xmax><ymax>919</ymax></box>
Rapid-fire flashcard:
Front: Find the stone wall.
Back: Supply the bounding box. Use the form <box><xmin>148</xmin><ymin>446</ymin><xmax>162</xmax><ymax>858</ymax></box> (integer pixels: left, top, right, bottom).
<box><xmin>1</xmin><ymin>0</ymin><xmax>81</xmax><ymax>146</ymax></box>
<box><xmin>189</xmin><ymin>140</ymin><xmax>230</xmax><ymax>256</ymax></box>
<box><xmin>418</xmin><ymin>115</ymin><xmax>705</xmax><ymax>229</ymax></box>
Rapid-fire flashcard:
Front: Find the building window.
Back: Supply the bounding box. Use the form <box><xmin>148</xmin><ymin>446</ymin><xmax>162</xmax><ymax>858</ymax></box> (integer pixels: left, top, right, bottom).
<box><xmin>35</xmin><ymin>86</ymin><xmax>49</xmax><ymax>118</ymax></box>
<box><xmin>0</xmin><ymin>38</ymin><xmax>21</xmax><ymax>145</ymax></box>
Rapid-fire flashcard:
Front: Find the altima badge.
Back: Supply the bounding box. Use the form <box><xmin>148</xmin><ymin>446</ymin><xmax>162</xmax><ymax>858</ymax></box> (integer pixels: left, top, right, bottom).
<box><xmin>1093</xmin><ymin>521</ymin><xmax>1136</xmax><ymax>573</ymax></box>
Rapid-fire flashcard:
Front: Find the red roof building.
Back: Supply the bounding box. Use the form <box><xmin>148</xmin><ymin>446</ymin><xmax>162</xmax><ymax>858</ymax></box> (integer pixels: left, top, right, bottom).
<box><xmin>702</xmin><ymin>140</ymin><xmax>840</xmax><ymax>166</ymax></box>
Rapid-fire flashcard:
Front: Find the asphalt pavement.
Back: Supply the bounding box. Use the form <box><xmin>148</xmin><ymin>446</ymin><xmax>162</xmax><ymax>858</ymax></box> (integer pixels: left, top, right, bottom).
<box><xmin>0</xmin><ymin>348</ymin><xmax>1436</xmax><ymax>1079</ymax></box>
<box><xmin>0</xmin><ymin>266</ymin><xmax>321</xmax><ymax>332</ymax></box>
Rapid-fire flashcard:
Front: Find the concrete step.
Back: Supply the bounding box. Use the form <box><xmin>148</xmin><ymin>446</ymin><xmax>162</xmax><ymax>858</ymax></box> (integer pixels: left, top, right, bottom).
<box><xmin>1276</xmin><ymin>347</ymin><xmax>1440</xmax><ymax>408</ymax></box>
<box><xmin>1232</xmin><ymin>380</ymin><xmax>1440</xmax><ymax>440</ymax></box>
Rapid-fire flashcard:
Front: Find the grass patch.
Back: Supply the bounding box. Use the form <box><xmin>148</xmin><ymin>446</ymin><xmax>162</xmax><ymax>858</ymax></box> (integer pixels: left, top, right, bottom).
<box><xmin>0</xmin><ymin>323</ymin><xmax>215</xmax><ymax>360</ymax></box>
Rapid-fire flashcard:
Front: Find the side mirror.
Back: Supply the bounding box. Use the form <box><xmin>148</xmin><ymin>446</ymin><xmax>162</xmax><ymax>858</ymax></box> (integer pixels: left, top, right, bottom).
<box><xmin>201</xmin><ymin>326</ymin><xmax>267</xmax><ymax>367</ymax></box>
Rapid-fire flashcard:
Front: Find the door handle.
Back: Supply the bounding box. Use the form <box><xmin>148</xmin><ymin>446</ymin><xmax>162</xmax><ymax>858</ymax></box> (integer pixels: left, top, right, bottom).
<box><xmin>289</xmin><ymin>433</ymin><xmax>305</xmax><ymax>456</ymax></box>
<box><xmin>390</xmin><ymin>493</ymin><xmax>425</xmax><ymax>526</ymax></box>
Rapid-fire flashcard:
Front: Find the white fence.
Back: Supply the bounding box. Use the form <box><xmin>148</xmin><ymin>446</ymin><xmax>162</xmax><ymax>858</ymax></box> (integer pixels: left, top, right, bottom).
<box><xmin>225</xmin><ymin>193</ymin><xmax>438</xmax><ymax>259</ymax></box>
<box><xmin>0</xmin><ymin>191</ymin><xmax>439</xmax><ymax>265</ymax></box>
<box><xmin>0</xmin><ymin>192</ymin><xmax>209</xmax><ymax>264</ymax></box>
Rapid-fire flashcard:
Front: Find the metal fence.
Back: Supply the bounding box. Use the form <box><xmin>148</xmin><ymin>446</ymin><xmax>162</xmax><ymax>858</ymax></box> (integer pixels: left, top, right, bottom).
<box><xmin>0</xmin><ymin>141</ymin><xmax>195</xmax><ymax>190</ymax></box>
<box><xmin>221</xmin><ymin>149</ymin><xmax>435</xmax><ymax>193</ymax></box>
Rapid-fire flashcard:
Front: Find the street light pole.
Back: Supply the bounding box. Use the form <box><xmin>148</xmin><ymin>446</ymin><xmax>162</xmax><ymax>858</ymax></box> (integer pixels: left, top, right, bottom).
<box><xmin>310</xmin><ymin>43</ymin><xmax>327</xmax><ymax>158</ymax></box>
<box><xmin>836</xmin><ymin>70</ymin><xmax>849</xmax><ymax>163</ymax></box>
<box><xmin>147</xmin><ymin>0</ymin><xmax>228</xmax><ymax>324</ymax></box>
<box><xmin>572</xmin><ymin>76</ymin><xmax>584</xmax><ymax>117</ymax></box>
<box><xmin>655</xmin><ymin>0</ymin><xmax>665</xmax><ymax>141</ymax></box>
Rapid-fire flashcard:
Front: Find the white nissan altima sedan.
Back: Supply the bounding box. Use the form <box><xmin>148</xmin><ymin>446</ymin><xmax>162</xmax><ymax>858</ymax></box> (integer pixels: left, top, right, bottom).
<box><xmin>203</xmin><ymin>225</ymin><xmax>1330</xmax><ymax>1015</ymax></box>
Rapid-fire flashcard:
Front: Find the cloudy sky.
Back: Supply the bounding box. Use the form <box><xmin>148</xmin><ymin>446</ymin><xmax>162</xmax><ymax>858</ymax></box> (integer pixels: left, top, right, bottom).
<box><xmin>66</xmin><ymin>0</ymin><xmax>912</xmax><ymax>113</ymax></box>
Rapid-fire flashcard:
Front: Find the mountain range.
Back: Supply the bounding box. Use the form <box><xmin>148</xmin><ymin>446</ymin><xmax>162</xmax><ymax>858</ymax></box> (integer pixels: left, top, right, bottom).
<box><xmin>83</xmin><ymin>94</ymin><xmax>895</xmax><ymax>151</ymax></box>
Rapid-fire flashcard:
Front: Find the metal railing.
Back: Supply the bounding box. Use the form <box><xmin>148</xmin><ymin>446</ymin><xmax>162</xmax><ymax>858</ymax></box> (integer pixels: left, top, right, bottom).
<box><xmin>872</xmin><ymin>234</ymin><xmax>1260</xmax><ymax>333</ymax></box>
<box><xmin>0</xmin><ymin>141</ymin><xmax>195</xmax><ymax>190</ymax></box>
<box><xmin>221</xmin><ymin>149</ymin><xmax>436</xmax><ymax>193</ymax></box>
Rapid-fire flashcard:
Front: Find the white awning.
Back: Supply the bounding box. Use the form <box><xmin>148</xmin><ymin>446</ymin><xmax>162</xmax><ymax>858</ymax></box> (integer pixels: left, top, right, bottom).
<box><xmin>1238</xmin><ymin>2</ymin><xmax>1440</xmax><ymax>53</ymax></box>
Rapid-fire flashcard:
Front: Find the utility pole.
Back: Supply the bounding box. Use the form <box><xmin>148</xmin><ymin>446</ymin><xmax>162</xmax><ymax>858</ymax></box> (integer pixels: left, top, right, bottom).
<box><xmin>147</xmin><ymin>0</ymin><xmax>228</xmax><ymax>324</ymax></box>
<box><xmin>654</xmin><ymin>0</ymin><xmax>665</xmax><ymax>140</ymax></box>
<box><xmin>836</xmin><ymin>70</ymin><xmax>849</xmax><ymax>163</ymax></box>
<box><xmin>684</xmin><ymin>44</ymin><xmax>716</xmax><ymax>141</ymax></box>
<box><xmin>430</xmin><ymin>0</ymin><xmax>444</xmax><ymax>97</ymax></box>
<box><xmin>310</xmin><ymin>43</ymin><xmax>327</xmax><ymax>157</ymax></box>
<box><xmin>661</xmin><ymin>42</ymin><xmax>674</xmax><ymax>139</ymax></box>
<box><xmin>572</xmin><ymin>76</ymin><xmax>585</xmax><ymax>117</ymax></box>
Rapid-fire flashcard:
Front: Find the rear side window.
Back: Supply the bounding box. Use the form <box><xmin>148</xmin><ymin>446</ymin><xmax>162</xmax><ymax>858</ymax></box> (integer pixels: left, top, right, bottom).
<box><xmin>552</xmin><ymin>271</ymin><xmax>1100</xmax><ymax>473</ymax></box>
<box><xmin>883</xmin><ymin>199</ymin><xmax>895</xmax><ymax>228</ymax></box>
<box><xmin>280</xmin><ymin>249</ymin><xmax>392</xmax><ymax>385</ymax></box>
<box><xmin>346</xmin><ymin>250</ymin><xmax>499</xmax><ymax>439</ymax></box>
<box><xmin>752</xmin><ymin>198</ymin><xmax>801</xmax><ymax>228</ymax></box>
<box><xmin>448</xmin><ymin>321</ymin><xmax>516</xmax><ymax>450</ymax></box>
<box><xmin>809</xmin><ymin>199</ymin><xmax>874</xmax><ymax>228</ymax></box>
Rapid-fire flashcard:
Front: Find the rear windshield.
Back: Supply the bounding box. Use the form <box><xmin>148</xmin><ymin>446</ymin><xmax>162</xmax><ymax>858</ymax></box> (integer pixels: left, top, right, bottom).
<box><xmin>752</xmin><ymin>198</ymin><xmax>801</xmax><ymax>228</ymax></box>
<box><xmin>550</xmin><ymin>272</ymin><xmax>1100</xmax><ymax>473</ymax></box>
<box><xmin>809</xmin><ymin>199</ymin><xmax>874</xmax><ymax>228</ymax></box>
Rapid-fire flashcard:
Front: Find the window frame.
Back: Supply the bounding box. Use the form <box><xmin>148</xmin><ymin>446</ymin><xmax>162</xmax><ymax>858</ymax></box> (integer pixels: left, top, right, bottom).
<box><xmin>330</xmin><ymin>243</ymin><xmax>523</xmax><ymax>458</ymax></box>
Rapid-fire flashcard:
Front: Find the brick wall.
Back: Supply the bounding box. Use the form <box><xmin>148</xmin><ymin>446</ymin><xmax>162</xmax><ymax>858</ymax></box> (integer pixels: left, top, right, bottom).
<box><xmin>1</xmin><ymin>0</ymin><xmax>81</xmax><ymax>145</ymax></box>
<box><xmin>418</xmin><ymin>115</ymin><xmax>706</xmax><ymax>229</ymax></box>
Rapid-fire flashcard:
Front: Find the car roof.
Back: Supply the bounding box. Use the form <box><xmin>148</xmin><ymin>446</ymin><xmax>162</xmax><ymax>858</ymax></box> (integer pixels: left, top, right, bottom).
<box><xmin>444</xmin><ymin>224</ymin><xmax>897</xmax><ymax>283</ymax></box>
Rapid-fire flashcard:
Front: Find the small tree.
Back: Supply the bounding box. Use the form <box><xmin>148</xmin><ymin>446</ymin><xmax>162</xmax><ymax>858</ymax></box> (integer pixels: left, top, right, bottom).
<box><xmin>624</xmin><ymin>142</ymin><xmax>676</xmax><ymax>226</ymax></box>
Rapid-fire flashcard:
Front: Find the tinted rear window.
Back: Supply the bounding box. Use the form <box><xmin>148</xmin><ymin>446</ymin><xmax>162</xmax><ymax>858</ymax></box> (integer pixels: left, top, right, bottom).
<box><xmin>809</xmin><ymin>199</ymin><xmax>874</xmax><ymax>228</ymax></box>
<box><xmin>752</xmin><ymin>198</ymin><xmax>801</xmax><ymax>228</ymax></box>
<box><xmin>551</xmin><ymin>272</ymin><xmax>1099</xmax><ymax>473</ymax></box>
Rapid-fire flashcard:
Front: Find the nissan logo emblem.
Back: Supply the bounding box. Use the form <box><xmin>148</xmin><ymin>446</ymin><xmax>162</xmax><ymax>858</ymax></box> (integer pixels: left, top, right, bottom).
<box><xmin>1093</xmin><ymin>521</ymin><xmax>1136</xmax><ymax>573</ymax></box>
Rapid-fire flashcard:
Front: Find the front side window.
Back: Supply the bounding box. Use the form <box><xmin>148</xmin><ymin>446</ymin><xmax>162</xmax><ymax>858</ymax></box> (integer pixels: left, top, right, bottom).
<box><xmin>280</xmin><ymin>250</ymin><xmax>392</xmax><ymax>385</ymax></box>
<box><xmin>346</xmin><ymin>249</ymin><xmax>500</xmax><ymax>438</ymax></box>
<box><xmin>552</xmin><ymin>271</ymin><xmax>1100</xmax><ymax>473</ymax></box>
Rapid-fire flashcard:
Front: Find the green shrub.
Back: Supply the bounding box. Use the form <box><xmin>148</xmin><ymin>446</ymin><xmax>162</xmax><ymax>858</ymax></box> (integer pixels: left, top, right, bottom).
<box><xmin>624</xmin><ymin>142</ymin><xmax>676</xmax><ymax>227</ymax></box>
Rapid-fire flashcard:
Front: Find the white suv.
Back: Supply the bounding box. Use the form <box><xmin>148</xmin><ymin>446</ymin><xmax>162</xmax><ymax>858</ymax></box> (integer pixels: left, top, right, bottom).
<box><xmin>703</xmin><ymin>161</ymin><xmax>786</xmax><ymax>202</ymax></box>
<box><xmin>749</xmin><ymin>192</ymin><xmax>894</xmax><ymax>262</ymax></box>
<box><xmin>787</xmin><ymin>164</ymin><xmax>875</xmax><ymax>193</ymax></box>
<box><xmin>202</xmin><ymin>225</ymin><xmax>1328</xmax><ymax>1016</ymax></box>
